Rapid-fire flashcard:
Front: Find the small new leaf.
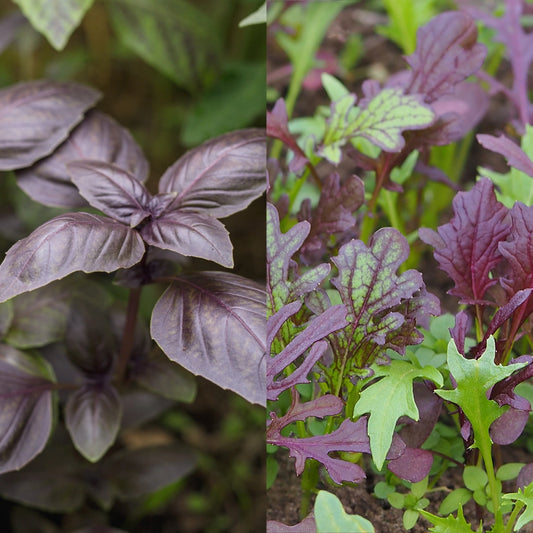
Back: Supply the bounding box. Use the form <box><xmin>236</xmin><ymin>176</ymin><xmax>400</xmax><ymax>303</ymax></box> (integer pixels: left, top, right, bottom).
<box><xmin>502</xmin><ymin>481</ymin><xmax>533</xmax><ymax>531</ymax></box>
<box><xmin>353</xmin><ymin>360</ymin><xmax>442</xmax><ymax>470</ymax></box>
<box><xmin>420</xmin><ymin>506</ymin><xmax>480</xmax><ymax>533</ymax></box>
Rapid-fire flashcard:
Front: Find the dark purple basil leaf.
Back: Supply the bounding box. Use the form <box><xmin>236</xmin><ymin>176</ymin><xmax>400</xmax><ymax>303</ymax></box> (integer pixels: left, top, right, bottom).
<box><xmin>267</xmin><ymin>98</ymin><xmax>308</xmax><ymax>173</ymax></box>
<box><xmin>387</xmin><ymin>447</ymin><xmax>434</xmax><ymax>483</ymax></box>
<box><xmin>490</xmin><ymin>407</ymin><xmax>529</xmax><ymax>445</ymax></box>
<box><xmin>405</xmin><ymin>11</ymin><xmax>486</xmax><ymax>102</ymax></box>
<box><xmin>267</xmin><ymin>305</ymin><xmax>348</xmax><ymax>401</ymax></box>
<box><xmin>120</xmin><ymin>390</ymin><xmax>175</xmax><ymax>429</ymax></box>
<box><xmin>67</xmin><ymin>160</ymin><xmax>151</xmax><ymax>226</ymax></box>
<box><xmin>298</xmin><ymin>174</ymin><xmax>364</xmax><ymax>264</ymax></box>
<box><xmin>4</xmin><ymin>281</ymin><xmax>72</xmax><ymax>349</ymax></box>
<box><xmin>158</xmin><ymin>129</ymin><xmax>266</xmax><ymax>218</ymax></box>
<box><xmin>65</xmin><ymin>301</ymin><xmax>116</xmax><ymax>375</ymax></box>
<box><xmin>419</xmin><ymin>179</ymin><xmax>509</xmax><ymax>305</ymax></box>
<box><xmin>151</xmin><ymin>272</ymin><xmax>266</xmax><ymax>405</ymax></box>
<box><xmin>0</xmin><ymin>11</ymin><xmax>27</xmax><ymax>54</ymax></box>
<box><xmin>16</xmin><ymin>110</ymin><xmax>149</xmax><ymax>208</ymax></box>
<box><xmin>131</xmin><ymin>347</ymin><xmax>196</xmax><ymax>403</ymax></box>
<box><xmin>65</xmin><ymin>382</ymin><xmax>122</xmax><ymax>462</ymax></box>
<box><xmin>103</xmin><ymin>444</ymin><xmax>196</xmax><ymax>500</ymax></box>
<box><xmin>140</xmin><ymin>210</ymin><xmax>233</xmax><ymax>268</ymax></box>
<box><xmin>0</xmin><ymin>80</ymin><xmax>100</xmax><ymax>170</ymax></box>
<box><xmin>331</xmin><ymin>229</ymin><xmax>432</xmax><ymax>368</ymax></box>
<box><xmin>0</xmin><ymin>300</ymin><xmax>13</xmax><ymax>338</ymax></box>
<box><xmin>0</xmin><ymin>344</ymin><xmax>56</xmax><ymax>473</ymax></box>
<box><xmin>478</xmin><ymin>133</ymin><xmax>533</xmax><ymax>178</ymax></box>
<box><xmin>0</xmin><ymin>212</ymin><xmax>145</xmax><ymax>302</ymax></box>
<box><xmin>147</xmin><ymin>192</ymin><xmax>179</xmax><ymax>218</ymax></box>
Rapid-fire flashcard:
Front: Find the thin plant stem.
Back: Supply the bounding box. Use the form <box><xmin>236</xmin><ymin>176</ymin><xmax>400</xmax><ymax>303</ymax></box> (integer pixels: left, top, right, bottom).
<box><xmin>114</xmin><ymin>286</ymin><xmax>142</xmax><ymax>383</ymax></box>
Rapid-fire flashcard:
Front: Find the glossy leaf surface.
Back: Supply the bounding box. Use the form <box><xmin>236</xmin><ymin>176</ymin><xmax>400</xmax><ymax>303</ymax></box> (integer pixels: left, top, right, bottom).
<box><xmin>0</xmin><ymin>345</ymin><xmax>56</xmax><ymax>473</ymax></box>
<box><xmin>0</xmin><ymin>80</ymin><xmax>100</xmax><ymax>170</ymax></box>
<box><xmin>17</xmin><ymin>111</ymin><xmax>149</xmax><ymax>208</ymax></box>
<box><xmin>0</xmin><ymin>213</ymin><xmax>145</xmax><ymax>302</ymax></box>
<box><xmin>68</xmin><ymin>160</ymin><xmax>151</xmax><ymax>226</ymax></box>
<box><xmin>151</xmin><ymin>272</ymin><xmax>266</xmax><ymax>405</ymax></box>
<box><xmin>159</xmin><ymin>129</ymin><xmax>266</xmax><ymax>218</ymax></box>
<box><xmin>140</xmin><ymin>210</ymin><xmax>234</xmax><ymax>267</ymax></box>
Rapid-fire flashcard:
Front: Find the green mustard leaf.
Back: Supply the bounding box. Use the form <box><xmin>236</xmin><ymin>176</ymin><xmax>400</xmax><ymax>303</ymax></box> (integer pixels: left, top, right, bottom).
<box><xmin>420</xmin><ymin>506</ymin><xmax>480</xmax><ymax>532</ymax></box>
<box><xmin>502</xmin><ymin>481</ymin><xmax>533</xmax><ymax>531</ymax></box>
<box><xmin>353</xmin><ymin>360</ymin><xmax>442</xmax><ymax>469</ymax></box>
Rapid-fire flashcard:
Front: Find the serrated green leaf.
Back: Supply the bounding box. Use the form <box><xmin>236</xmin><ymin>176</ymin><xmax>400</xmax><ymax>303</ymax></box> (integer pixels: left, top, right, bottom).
<box><xmin>107</xmin><ymin>0</ymin><xmax>219</xmax><ymax>92</ymax></box>
<box><xmin>319</xmin><ymin>88</ymin><xmax>434</xmax><ymax>163</ymax></box>
<box><xmin>353</xmin><ymin>360</ymin><xmax>442</xmax><ymax>469</ymax></box>
<box><xmin>13</xmin><ymin>0</ymin><xmax>94</xmax><ymax>50</ymax></box>
<box><xmin>420</xmin><ymin>506</ymin><xmax>478</xmax><ymax>532</ymax></box>
<box><xmin>315</xmin><ymin>490</ymin><xmax>375</xmax><ymax>533</ymax></box>
<box><xmin>436</xmin><ymin>337</ymin><xmax>526</xmax><ymax>452</ymax></box>
<box><xmin>502</xmin><ymin>481</ymin><xmax>533</xmax><ymax>530</ymax></box>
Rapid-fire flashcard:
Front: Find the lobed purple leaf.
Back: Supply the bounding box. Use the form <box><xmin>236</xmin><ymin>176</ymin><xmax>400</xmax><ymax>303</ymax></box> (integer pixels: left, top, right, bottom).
<box><xmin>159</xmin><ymin>128</ymin><xmax>266</xmax><ymax>218</ymax></box>
<box><xmin>419</xmin><ymin>179</ymin><xmax>510</xmax><ymax>305</ymax></box>
<box><xmin>16</xmin><ymin>110</ymin><xmax>149</xmax><ymax>208</ymax></box>
<box><xmin>65</xmin><ymin>382</ymin><xmax>122</xmax><ymax>462</ymax></box>
<box><xmin>0</xmin><ymin>212</ymin><xmax>145</xmax><ymax>302</ymax></box>
<box><xmin>0</xmin><ymin>345</ymin><xmax>56</xmax><ymax>473</ymax></box>
<box><xmin>151</xmin><ymin>272</ymin><xmax>266</xmax><ymax>405</ymax></box>
<box><xmin>478</xmin><ymin>133</ymin><xmax>533</xmax><ymax>178</ymax></box>
<box><xmin>405</xmin><ymin>11</ymin><xmax>486</xmax><ymax>102</ymax></box>
<box><xmin>140</xmin><ymin>210</ymin><xmax>233</xmax><ymax>268</ymax></box>
<box><xmin>67</xmin><ymin>160</ymin><xmax>152</xmax><ymax>226</ymax></box>
<box><xmin>0</xmin><ymin>80</ymin><xmax>100</xmax><ymax>170</ymax></box>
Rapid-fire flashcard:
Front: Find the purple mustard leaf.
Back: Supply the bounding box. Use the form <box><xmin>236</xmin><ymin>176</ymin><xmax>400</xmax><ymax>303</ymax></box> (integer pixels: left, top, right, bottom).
<box><xmin>518</xmin><ymin>463</ymin><xmax>533</xmax><ymax>490</ymax></box>
<box><xmin>450</xmin><ymin>310</ymin><xmax>472</xmax><ymax>355</ymax></box>
<box><xmin>0</xmin><ymin>80</ymin><xmax>100</xmax><ymax>170</ymax></box>
<box><xmin>150</xmin><ymin>272</ymin><xmax>266</xmax><ymax>405</ymax></box>
<box><xmin>405</xmin><ymin>11</ymin><xmax>486</xmax><ymax>102</ymax></box>
<box><xmin>267</xmin><ymin>301</ymin><xmax>302</xmax><ymax>351</ymax></box>
<box><xmin>267</xmin><ymin>203</ymin><xmax>330</xmax><ymax>313</ymax></box>
<box><xmin>267</xmin><ymin>517</ymin><xmax>316</xmax><ymax>533</ymax></box>
<box><xmin>387</xmin><ymin>447</ymin><xmax>434</xmax><ymax>483</ymax></box>
<box><xmin>490</xmin><ymin>407</ymin><xmax>530</xmax><ymax>445</ymax></box>
<box><xmin>419</xmin><ymin>178</ymin><xmax>510</xmax><ymax>305</ymax></box>
<box><xmin>331</xmin><ymin>228</ymin><xmax>434</xmax><ymax>368</ymax></box>
<box><xmin>0</xmin><ymin>213</ymin><xmax>146</xmax><ymax>303</ymax></box>
<box><xmin>418</xmin><ymin>81</ymin><xmax>489</xmax><ymax>146</ymax></box>
<box><xmin>398</xmin><ymin>382</ymin><xmax>443</xmax><ymax>449</ymax></box>
<box><xmin>0</xmin><ymin>344</ymin><xmax>56</xmax><ymax>473</ymax></box>
<box><xmin>267</xmin><ymin>305</ymin><xmax>348</xmax><ymax>401</ymax></box>
<box><xmin>499</xmin><ymin>203</ymin><xmax>533</xmax><ymax>311</ymax></box>
<box><xmin>478</xmin><ymin>133</ymin><xmax>533</xmax><ymax>178</ymax></box>
<box><xmin>65</xmin><ymin>382</ymin><xmax>122</xmax><ymax>462</ymax></box>
<box><xmin>297</xmin><ymin>174</ymin><xmax>364</xmax><ymax>265</ymax></box>
<box><xmin>158</xmin><ymin>128</ymin><xmax>266</xmax><ymax>218</ymax></box>
<box><xmin>16</xmin><ymin>110</ymin><xmax>149</xmax><ymax>208</ymax></box>
<box><xmin>462</xmin><ymin>0</ymin><xmax>533</xmax><ymax>126</ymax></box>
<box><xmin>140</xmin><ymin>210</ymin><xmax>234</xmax><ymax>268</ymax></box>
<box><xmin>268</xmin><ymin>392</ymin><xmax>344</xmax><ymax>430</ymax></box>
<box><xmin>67</xmin><ymin>160</ymin><xmax>152</xmax><ymax>226</ymax></box>
<box><xmin>267</xmin><ymin>98</ymin><xmax>309</xmax><ymax>173</ymax></box>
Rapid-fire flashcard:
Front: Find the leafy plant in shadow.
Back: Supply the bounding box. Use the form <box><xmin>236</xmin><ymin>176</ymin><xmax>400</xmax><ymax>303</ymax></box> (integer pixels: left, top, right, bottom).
<box><xmin>0</xmin><ymin>79</ymin><xmax>266</xmax><ymax>518</ymax></box>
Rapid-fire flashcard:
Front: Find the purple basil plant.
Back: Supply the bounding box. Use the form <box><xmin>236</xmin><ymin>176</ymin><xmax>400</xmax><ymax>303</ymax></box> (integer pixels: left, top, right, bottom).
<box><xmin>0</xmin><ymin>79</ymin><xmax>266</xmax><ymax>511</ymax></box>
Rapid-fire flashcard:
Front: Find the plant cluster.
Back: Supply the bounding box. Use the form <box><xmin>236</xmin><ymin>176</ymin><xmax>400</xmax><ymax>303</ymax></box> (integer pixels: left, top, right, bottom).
<box><xmin>267</xmin><ymin>1</ymin><xmax>533</xmax><ymax>532</ymax></box>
